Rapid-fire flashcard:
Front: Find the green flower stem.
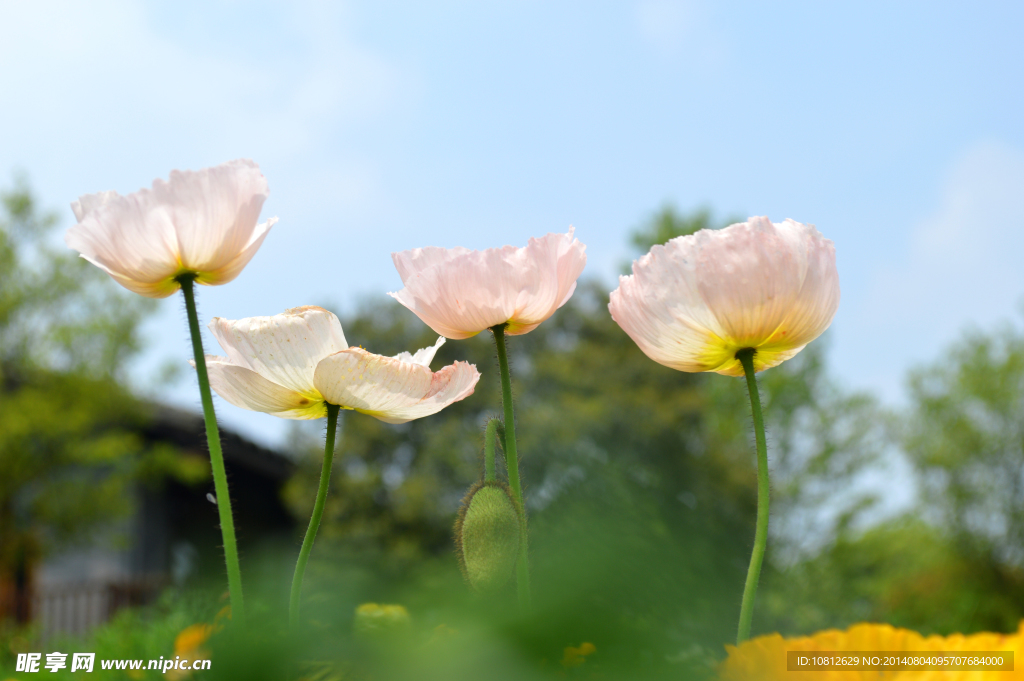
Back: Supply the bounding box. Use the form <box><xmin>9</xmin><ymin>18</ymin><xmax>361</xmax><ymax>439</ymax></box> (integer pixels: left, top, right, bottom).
<box><xmin>289</xmin><ymin>403</ymin><xmax>340</xmax><ymax>628</ymax></box>
<box><xmin>179</xmin><ymin>276</ymin><xmax>245</xmax><ymax>626</ymax></box>
<box><xmin>491</xmin><ymin>324</ymin><xmax>532</xmax><ymax>612</ymax></box>
<box><xmin>736</xmin><ymin>348</ymin><xmax>769</xmax><ymax>645</ymax></box>
<box><xmin>484</xmin><ymin>417</ymin><xmax>501</xmax><ymax>483</ymax></box>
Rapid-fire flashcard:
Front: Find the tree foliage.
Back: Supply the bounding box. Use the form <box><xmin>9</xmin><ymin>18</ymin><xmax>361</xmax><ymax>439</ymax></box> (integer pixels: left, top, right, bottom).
<box><xmin>902</xmin><ymin>320</ymin><xmax>1024</xmax><ymax>629</ymax></box>
<box><xmin>0</xmin><ymin>179</ymin><xmax>181</xmax><ymax>600</ymax></box>
<box><xmin>0</xmin><ymin>176</ymin><xmax>152</xmax><ymax>379</ymax></box>
<box><xmin>906</xmin><ymin>320</ymin><xmax>1024</xmax><ymax>565</ymax></box>
<box><xmin>760</xmin><ymin>318</ymin><xmax>1024</xmax><ymax>637</ymax></box>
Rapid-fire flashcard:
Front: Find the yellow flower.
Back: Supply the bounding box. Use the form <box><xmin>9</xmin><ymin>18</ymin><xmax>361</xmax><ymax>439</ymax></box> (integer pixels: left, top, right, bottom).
<box><xmin>174</xmin><ymin>623</ymin><xmax>214</xmax><ymax>655</ymax></box>
<box><xmin>165</xmin><ymin>623</ymin><xmax>215</xmax><ymax>680</ymax></box>
<box><xmin>353</xmin><ymin>603</ymin><xmax>411</xmax><ymax>634</ymax></box>
<box><xmin>562</xmin><ymin>642</ymin><xmax>597</xmax><ymax>668</ymax></box>
<box><xmin>719</xmin><ymin>621</ymin><xmax>1023</xmax><ymax>680</ymax></box>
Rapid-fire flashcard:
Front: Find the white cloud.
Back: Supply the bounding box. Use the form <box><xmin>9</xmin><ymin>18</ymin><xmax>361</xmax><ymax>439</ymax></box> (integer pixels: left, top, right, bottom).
<box><xmin>837</xmin><ymin>141</ymin><xmax>1024</xmax><ymax>402</ymax></box>
<box><xmin>0</xmin><ymin>0</ymin><xmax>410</xmax><ymax>179</ymax></box>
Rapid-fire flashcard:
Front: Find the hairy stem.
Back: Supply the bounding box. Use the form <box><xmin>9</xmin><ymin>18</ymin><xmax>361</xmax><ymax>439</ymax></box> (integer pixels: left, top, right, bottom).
<box><xmin>491</xmin><ymin>324</ymin><xmax>532</xmax><ymax>612</ymax></box>
<box><xmin>484</xmin><ymin>417</ymin><xmax>501</xmax><ymax>483</ymax></box>
<box><xmin>180</xmin><ymin>276</ymin><xmax>245</xmax><ymax>625</ymax></box>
<box><xmin>736</xmin><ymin>348</ymin><xmax>769</xmax><ymax>645</ymax></box>
<box><xmin>289</xmin><ymin>403</ymin><xmax>340</xmax><ymax>628</ymax></box>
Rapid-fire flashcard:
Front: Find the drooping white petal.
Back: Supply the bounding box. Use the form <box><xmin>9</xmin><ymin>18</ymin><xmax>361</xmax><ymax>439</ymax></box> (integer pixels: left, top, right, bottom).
<box><xmin>609</xmin><ymin>217</ymin><xmax>839</xmax><ymax>376</ymax></box>
<box><xmin>313</xmin><ymin>348</ymin><xmax>480</xmax><ymax>424</ymax></box>
<box><xmin>208</xmin><ymin>306</ymin><xmax>347</xmax><ymax>395</ymax></box>
<box><xmin>388</xmin><ymin>228</ymin><xmax>587</xmax><ymax>339</ymax></box>
<box><xmin>64</xmin><ymin>159</ymin><xmax>277</xmax><ymax>298</ymax></box>
<box><xmin>201</xmin><ymin>356</ymin><xmax>327</xmax><ymax>419</ymax></box>
<box><xmin>392</xmin><ymin>336</ymin><xmax>446</xmax><ymax>367</ymax></box>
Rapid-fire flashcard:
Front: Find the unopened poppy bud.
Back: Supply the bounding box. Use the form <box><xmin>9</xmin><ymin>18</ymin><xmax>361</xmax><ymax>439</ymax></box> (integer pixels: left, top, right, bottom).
<box><xmin>454</xmin><ymin>481</ymin><xmax>521</xmax><ymax>592</ymax></box>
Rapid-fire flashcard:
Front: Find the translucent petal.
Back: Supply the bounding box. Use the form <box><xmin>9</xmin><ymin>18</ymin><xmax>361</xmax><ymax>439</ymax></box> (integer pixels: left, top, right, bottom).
<box><xmin>391</xmin><ymin>336</ymin><xmax>445</xmax><ymax>367</ymax></box>
<box><xmin>197</xmin><ymin>217</ymin><xmax>277</xmax><ymax>287</ymax></box>
<box><xmin>202</xmin><ymin>356</ymin><xmax>327</xmax><ymax>420</ymax></box>
<box><xmin>208</xmin><ymin>306</ymin><xmax>348</xmax><ymax>395</ymax></box>
<box><xmin>71</xmin><ymin>190</ymin><xmax>119</xmax><ymax>222</ymax></box>
<box><xmin>610</xmin><ymin>217</ymin><xmax>839</xmax><ymax>375</ymax></box>
<box><xmin>64</xmin><ymin>159</ymin><xmax>276</xmax><ymax>298</ymax></box>
<box><xmin>389</xmin><ymin>228</ymin><xmax>587</xmax><ymax>338</ymax></box>
<box><xmin>313</xmin><ymin>348</ymin><xmax>480</xmax><ymax>424</ymax></box>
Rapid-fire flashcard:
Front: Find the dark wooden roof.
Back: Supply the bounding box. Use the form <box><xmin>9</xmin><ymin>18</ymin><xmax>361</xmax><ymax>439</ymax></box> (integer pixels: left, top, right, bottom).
<box><xmin>140</xmin><ymin>404</ymin><xmax>295</xmax><ymax>481</ymax></box>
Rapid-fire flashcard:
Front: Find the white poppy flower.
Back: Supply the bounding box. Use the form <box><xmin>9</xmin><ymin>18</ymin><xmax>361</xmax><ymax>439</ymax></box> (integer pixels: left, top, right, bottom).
<box><xmin>609</xmin><ymin>217</ymin><xmax>840</xmax><ymax>376</ymax></box>
<box><xmin>202</xmin><ymin>306</ymin><xmax>479</xmax><ymax>423</ymax></box>
<box><xmin>389</xmin><ymin>228</ymin><xmax>587</xmax><ymax>339</ymax></box>
<box><xmin>65</xmin><ymin>159</ymin><xmax>277</xmax><ymax>298</ymax></box>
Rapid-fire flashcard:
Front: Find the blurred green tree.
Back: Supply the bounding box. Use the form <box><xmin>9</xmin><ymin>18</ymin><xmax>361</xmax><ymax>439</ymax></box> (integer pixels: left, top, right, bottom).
<box><xmin>0</xmin><ymin>176</ymin><xmax>151</xmax><ymax>377</ymax></box>
<box><xmin>760</xmin><ymin>319</ymin><xmax>1024</xmax><ymax>637</ymax></box>
<box><xmin>901</xmin><ymin>320</ymin><xmax>1024</xmax><ymax>631</ymax></box>
<box><xmin>0</xmin><ymin>177</ymin><xmax>181</xmax><ymax>624</ymax></box>
<box><xmin>905</xmin><ymin>321</ymin><xmax>1024</xmax><ymax>568</ymax></box>
<box><xmin>628</xmin><ymin>205</ymin><xmax>721</xmax><ymax>256</ymax></box>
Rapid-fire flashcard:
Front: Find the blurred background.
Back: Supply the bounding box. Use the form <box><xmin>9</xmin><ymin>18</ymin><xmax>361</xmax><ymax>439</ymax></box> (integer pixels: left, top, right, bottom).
<box><xmin>1</xmin><ymin>1</ymin><xmax>1023</xmax><ymax>678</ymax></box>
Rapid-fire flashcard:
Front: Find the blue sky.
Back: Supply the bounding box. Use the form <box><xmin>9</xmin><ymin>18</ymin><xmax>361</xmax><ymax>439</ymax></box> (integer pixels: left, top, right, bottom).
<box><xmin>2</xmin><ymin>1</ymin><xmax>1022</xmax><ymax>449</ymax></box>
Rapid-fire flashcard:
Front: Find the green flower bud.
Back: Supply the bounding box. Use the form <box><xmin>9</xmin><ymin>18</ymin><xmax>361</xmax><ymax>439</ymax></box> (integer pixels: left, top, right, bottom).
<box><xmin>454</xmin><ymin>481</ymin><xmax>521</xmax><ymax>593</ymax></box>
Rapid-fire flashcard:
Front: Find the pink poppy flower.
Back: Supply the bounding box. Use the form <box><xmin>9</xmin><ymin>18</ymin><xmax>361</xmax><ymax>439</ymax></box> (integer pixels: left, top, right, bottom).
<box><xmin>389</xmin><ymin>228</ymin><xmax>587</xmax><ymax>339</ymax></box>
<box><xmin>65</xmin><ymin>159</ymin><xmax>277</xmax><ymax>298</ymax></box>
<box><xmin>202</xmin><ymin>306</ymin><xmax>480</xmax><ymax>424</ymax></box>
<box><xmin>609</xmin><ymin>217</ymin><xmax>839</xmax><ymax>376</ymax></box>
